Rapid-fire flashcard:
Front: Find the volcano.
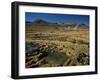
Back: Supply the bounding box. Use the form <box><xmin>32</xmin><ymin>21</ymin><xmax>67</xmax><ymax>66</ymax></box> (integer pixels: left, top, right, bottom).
<box><xmin>32</xmin><ymin>19</ymin><xmax>49</xmax><ymax>24</ymax></box>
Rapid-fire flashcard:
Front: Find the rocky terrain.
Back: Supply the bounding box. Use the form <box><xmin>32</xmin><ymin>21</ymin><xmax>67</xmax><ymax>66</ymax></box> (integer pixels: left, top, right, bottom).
<box><xmin>25</xmin><ymin>19</ymin><xmax>89</xmax><ymax>68</ymax></box>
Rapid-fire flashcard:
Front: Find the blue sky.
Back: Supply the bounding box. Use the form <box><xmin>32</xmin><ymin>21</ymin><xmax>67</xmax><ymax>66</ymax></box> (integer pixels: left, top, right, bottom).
<box><xmin>25</xmin><ymin>12</ymin><xmax>89</xmax><ymax>26</ymax></box>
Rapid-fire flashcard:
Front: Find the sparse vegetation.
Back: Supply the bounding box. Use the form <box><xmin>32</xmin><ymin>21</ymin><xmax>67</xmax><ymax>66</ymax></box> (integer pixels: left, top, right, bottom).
<box><xmin>25</xmin><ymin>22</ymin><xmax>89</xmax><ymax>68</ymax></box>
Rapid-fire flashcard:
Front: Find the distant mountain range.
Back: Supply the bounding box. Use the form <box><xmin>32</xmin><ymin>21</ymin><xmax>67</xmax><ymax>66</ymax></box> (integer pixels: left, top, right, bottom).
<box><xmin>32</xmin><ymin>19</ymin><xmax>49</xmax><ymax>24</ymax></box>
<box><xmin>26</xmin><ymin>19</ymin><xmax>89</xmax><ymax>29</ymax></box>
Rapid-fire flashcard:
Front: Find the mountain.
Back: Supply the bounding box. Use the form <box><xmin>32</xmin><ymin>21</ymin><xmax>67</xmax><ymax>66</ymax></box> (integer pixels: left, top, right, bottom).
<box><xmin>79</xmin><ymin>24</ymin><xmax>89</xmax><ymax>27</ymax></box>
<box><xmin>32</xmin><ymin>19</ymin><xmax>49</xmax><ymax>24</ymax></box>
<box><xmin>26</xmin><ymin>19</ymin><xmax>89</xmax><ymax>30</ymax></box>
<box><xmin>26</xmin><ymin>21</ymin><xmax>32</xmax><ymax>26</ymax></box>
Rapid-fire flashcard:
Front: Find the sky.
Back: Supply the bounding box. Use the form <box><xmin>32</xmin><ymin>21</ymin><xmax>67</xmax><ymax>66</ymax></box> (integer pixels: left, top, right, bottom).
<box><xmin>25</xmin><ymin>12</ymin><xmax>89</xmax><ymax>26</ymax></box>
